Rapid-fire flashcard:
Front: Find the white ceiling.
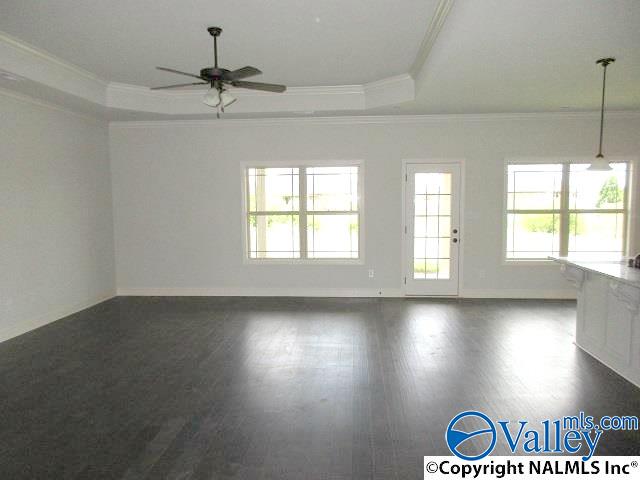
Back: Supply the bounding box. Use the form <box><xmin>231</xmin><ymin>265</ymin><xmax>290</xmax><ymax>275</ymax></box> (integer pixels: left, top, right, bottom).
<box><xmin>401</xmin><ymin>0</ymin><xmax>640</xmax><ymax>113</ymax></box>
<box><xmin>0</xmin><ymin>0</ymin><xmax>639</xmax><ymax>117</ymax></box>
<box><xmin>0</xmin><ymin>0</ymin><xmax>437</xmax><ymax>87</ymax></box>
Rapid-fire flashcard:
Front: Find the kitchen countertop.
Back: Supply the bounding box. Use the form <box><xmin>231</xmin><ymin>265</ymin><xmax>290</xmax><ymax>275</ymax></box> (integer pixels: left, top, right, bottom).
<box><xmin>550</xmin><ymin>256</ymin><xmax>640</xmax><ymax>289</ymax></box>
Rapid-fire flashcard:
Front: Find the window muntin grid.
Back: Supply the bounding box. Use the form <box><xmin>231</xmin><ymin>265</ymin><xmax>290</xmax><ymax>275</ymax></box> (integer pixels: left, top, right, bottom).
<box><xmin>413</xmin><ymin>173</ymin><xmax>452</xmax><ymax>279</ymax></box>
<box><xmin>246</xmin><ymin>165</ymin><xmax>360</xmax><ymax>260</ymax></box>
<box><xmin>505</xmin><ymin>162</ymin><xmax>628</xmax><ymax>261</ymax></box>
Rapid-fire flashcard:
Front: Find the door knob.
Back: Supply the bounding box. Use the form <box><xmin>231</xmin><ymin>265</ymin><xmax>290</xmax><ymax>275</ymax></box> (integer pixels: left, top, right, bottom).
<box><xmin>452</xmin><ymin>229</ymin><xmax>458</xmax><ymax>234</ymax></box>
<box><xmin>452</xmin><ymin>238</ymin><xmax>458</xmax><ymax>243</ymax></box>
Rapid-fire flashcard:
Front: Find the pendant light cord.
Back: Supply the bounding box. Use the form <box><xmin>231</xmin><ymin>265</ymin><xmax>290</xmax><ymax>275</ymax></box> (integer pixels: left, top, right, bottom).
<box><xmin>596</xmin><ymin>58</ymin><xmax>615</xmax><ymax>158</ymax></box>
<box><xmin>597</xmin><ymin>63</ymin><xmax>608</xmax><ymax>158</ymax></box>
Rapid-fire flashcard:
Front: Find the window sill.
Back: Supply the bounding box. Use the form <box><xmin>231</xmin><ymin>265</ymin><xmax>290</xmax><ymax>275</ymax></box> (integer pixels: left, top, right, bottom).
<box><xmin>502</xmin><ymin>259</ymin><xmax>556</xmax><ymax>266</ymax></box>
<box><xmin>244</xmin><ymin>258</ymin><xmax>365</xmax><ymax>266</ymax></box>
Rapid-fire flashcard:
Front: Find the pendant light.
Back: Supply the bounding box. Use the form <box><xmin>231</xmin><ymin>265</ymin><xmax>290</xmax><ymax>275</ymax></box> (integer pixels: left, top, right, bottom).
<box><xmin>588</xmin><ymin>57</ymin><xmax>615</xmax><ymax>171</ymax></box>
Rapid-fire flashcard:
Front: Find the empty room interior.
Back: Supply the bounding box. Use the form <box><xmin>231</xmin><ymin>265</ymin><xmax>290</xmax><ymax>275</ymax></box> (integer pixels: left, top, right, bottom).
<box><xmin>2</xmin><ymin>0</ymin><xmax>640</xmax><ymax>478</ymax></box>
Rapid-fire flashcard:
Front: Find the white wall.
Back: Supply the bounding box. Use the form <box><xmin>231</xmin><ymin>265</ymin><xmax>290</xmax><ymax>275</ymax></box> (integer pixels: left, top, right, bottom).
<box><xmin>0</xmin><ymin>92</ymin><xmax>115</xmax><ymax>342</ymax></box>
<box><xmin>109</xmin><ymin>114</ymin><xmax>640</xmax><ymax>298</ymax></box>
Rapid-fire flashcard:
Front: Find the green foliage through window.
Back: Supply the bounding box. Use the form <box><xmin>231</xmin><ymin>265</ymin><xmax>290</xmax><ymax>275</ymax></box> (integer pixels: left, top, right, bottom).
<box><xmin>596</xmin><ymin>177</ymin><xmax>623</xmax><ymax>208</ymax></box>
<box><xmin>522</xmin><ymin>215</ymin><xmax>582</xmax><ymax>234</ymax></box>
<box><xmin>414</xmin><ymin>260</ymin><xmax>438</xmax><ymax>274</ymax></box>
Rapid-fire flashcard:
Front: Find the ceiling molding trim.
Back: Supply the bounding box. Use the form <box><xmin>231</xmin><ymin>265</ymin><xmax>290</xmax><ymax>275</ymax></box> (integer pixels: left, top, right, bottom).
<box><xmin>107</xmin><ymin>82</ymin><xmax>367</xmax><ymax>114</ymax></box>
<box><xmin>409</xmin><ymin>0</ymin><xmax>455</xmax><ymax>78</ymax></box>
<box><xmin>0</xmin><ymin>31</ymin><xmax>105</xmax><ymax>83</ymax></box>
<box><xmin>0</xmin><ymin>86</ymin><xmax>107</xmax><ymax>124</ymax></box>
<box><xmin>363</xmin><ymin>74</ymin><xmax>415</xmax><ymax>109</ymax></box>
<box><xmin>106</xmin><ymin>74</ymin><xmax>415</xmax><ymax>115</ymax></box>
<box><xmin>0</xmin><ymin>30</ymin><xmax>107</xmax><ymax>105</ymax></box>
<box><xmin>108</xmin><ymin>110</ymin><xmax>640</xmax><ymax>129</ymax></box>
<box><xmin>107</xmin><ymin>76</ymin><xmax>415</xmax><ymax>114</ymax></box>
<box><xmin>110</xmin><ymin>82</ymin><xmax>364</xmax><ymax>99</ymax></box>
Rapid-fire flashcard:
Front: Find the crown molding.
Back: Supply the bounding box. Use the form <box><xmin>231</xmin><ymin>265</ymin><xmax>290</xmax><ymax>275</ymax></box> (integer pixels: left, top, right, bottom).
<box><xmin>107</xmin><ymin>81</ymin><xmax>368</xmax><ymax>114</ymax></box>
<box><xmin>0</xmin><ymin>31</ymin><xmax>105</xmax><ymax>83</ymax></box>
<box><xmin>0</xmin><ymin>86</ymin><xmax>107</xmax><ymax>125</ymax></box>
<box><xmin>363</xmin><ymin>74</ymin><xmax>415</xmax><ymax>109</ymax></box>
<box><xmin>108</xmin><ymin>82</ymin><xmax>363</xmax><ymax>98</ymax></box>
<box><xmin>106</xmin><ymin>74</ymin><xmax>414</xmax><ymax>114</ymax></box>
<box><xmin>0</xmin><ymin>31</ymin><xmax>107</xmax><ymax>105</ymax></box>
<box><xmin>410</xmin><ymin>0</ymin><xmax>455</xmax><ymax>78</ymax></box>
<box><xmin>108</xmin><ymin>110</ymin><xmax>640</xmax><ymax>129</ymax></box>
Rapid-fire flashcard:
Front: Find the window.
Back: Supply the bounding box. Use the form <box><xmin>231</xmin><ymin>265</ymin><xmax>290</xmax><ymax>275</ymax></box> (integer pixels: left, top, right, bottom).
<box><xmin>245</xmin><ymin>165</ymin><xmax>360</xmax><ymax>260</ymax></box>
<box><xmin>506</xmin><ymin>162</ymin><xmax>629</xmax><ymax>261</ymax></box>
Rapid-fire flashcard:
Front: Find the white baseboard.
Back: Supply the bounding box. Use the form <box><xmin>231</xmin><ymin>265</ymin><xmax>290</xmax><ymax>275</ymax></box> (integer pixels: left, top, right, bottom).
<box><xmin>460</xmin><ymin>288</ymin><xmax>576</xmax><ymax>299</ymax></box>
<box><xmin>0</xmin><ymin>287</ymin><xmax>575</xmax><ymax>345</ymax></box>
<box><xmin>117</xmin><ymin>286</ymin><xmax>576</xmax><ymax>300</ymax></box>
<box><xmin>0</xmin><ymin>291</ymin><xmax>116</xmax><ymax>344</ymax></box>
<box><xmin>117</xmin><ymin>287</ymin><xmax>405</xmax><ymax>297</ymax></box>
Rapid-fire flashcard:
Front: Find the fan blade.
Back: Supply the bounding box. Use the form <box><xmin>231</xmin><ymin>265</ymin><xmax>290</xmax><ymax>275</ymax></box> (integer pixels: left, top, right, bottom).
<box><xmin>222</xmin><ymin>66</ymin><xmax>262</xmax><ymax>81</ymax></box>
<box><xmin>230</xmin><ymin>80</ymin><xmax>286</xmax><ymax>93</ymax></box>
<box><xmin>156</xmin><ymin>67</ymin><xmax>204</xmax><ymax>80</ymax></box>
<box><xmin>150</xmin><ymin>82</ymin><xmax>208</xmax><ymax>90</ymax></box>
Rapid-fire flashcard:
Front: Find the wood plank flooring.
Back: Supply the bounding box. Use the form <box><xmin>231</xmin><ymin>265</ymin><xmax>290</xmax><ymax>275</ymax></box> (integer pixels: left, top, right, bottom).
<box><xmin>0</xmin><ymin>297</ymin><xmax>638</xmax><ymax>479</ymax></box>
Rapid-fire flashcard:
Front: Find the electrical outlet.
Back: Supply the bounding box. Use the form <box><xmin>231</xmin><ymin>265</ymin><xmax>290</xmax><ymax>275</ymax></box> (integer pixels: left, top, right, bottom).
<box><xmin>368</xmin><ymin>269</ymin><xmax>375</xmax><ymax>278</ymax></box>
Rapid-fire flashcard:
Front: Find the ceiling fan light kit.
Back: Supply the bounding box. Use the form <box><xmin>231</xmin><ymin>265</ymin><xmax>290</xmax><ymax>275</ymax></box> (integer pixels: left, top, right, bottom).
<box><xmin>588</xmin><ymin>57</ymin><xmax>615</xmax><ymax>171</ymax></box>
<box><xmin>152</xmin><ymin>26</ymin><xmax>286</xmax><ymax>114</ymax></box>
<box><xmin>219</xmin><ymin>90</ymin><xmax>237</xmax><ymax>108</ymax></box>
<box><xmin>203</xmin><ymin>88</ymin><xmax>221</xmax><ymax>107</ymax></box>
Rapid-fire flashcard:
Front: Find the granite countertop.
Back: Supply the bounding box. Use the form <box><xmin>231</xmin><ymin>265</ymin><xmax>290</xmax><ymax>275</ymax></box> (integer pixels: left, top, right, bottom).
<box><xmin>551</xmin><ymin>256</ymin><xmax>640</xmax><ymax>289</ymax></box>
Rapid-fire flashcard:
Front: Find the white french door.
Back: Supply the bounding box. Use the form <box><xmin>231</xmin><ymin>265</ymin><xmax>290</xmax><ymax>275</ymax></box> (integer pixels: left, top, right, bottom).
<box><xmin>404</xmin><ymin>163</ymin><xmax>461</xmax><ymax>296</ymax></box>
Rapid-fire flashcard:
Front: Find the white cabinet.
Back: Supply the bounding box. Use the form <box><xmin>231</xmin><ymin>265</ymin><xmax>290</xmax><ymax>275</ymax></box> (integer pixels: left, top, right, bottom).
<box><xmin>557</xmin><ymin>260</ymin><xmax>640</xmax><ymax>387</ymax></box>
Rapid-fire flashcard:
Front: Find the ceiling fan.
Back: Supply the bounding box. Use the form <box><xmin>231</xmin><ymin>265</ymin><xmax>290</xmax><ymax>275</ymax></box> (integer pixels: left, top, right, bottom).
<box><xmin>152</xmin><ymin>26</ymin><xmax>287</xmax><ymax>111</ymax></box>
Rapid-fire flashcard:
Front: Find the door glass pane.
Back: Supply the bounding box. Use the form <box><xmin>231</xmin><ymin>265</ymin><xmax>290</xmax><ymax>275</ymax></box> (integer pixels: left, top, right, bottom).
<box><xmin>413</xmin><ymin>173</ymin><xmax>452</xmax><ymax>279</ymax></box>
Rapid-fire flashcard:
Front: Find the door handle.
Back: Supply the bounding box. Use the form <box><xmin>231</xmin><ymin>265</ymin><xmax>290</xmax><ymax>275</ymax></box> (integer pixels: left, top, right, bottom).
<box><xmin>452</xmin><ymin>238</ymin><xmax>458</xmax><ymax>243</ymax></box>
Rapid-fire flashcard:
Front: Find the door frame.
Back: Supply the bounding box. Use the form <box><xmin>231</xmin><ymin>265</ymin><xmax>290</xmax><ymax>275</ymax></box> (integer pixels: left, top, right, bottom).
<box><xmin>401</xmin><ymin>159</ymin><xmax>466</xmax><ymax>296</ymax></box>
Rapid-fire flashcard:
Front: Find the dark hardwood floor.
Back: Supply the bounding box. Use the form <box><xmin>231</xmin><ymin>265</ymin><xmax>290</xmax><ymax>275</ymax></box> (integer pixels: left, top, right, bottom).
<box><xmin>0</xmin><ymin>297</ymin><xmax>638</xmax><ymax>479</ymax></box>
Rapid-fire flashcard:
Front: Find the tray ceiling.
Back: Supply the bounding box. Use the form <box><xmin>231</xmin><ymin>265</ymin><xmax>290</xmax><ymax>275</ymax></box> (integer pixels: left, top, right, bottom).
<box><xmin>0</xmin><ymin>0</ymin><xmax>438</xmax><ymax>87</ymax></box>
<box><xmin>0</xmin><ymin>0</ymin><xmax>638</xmax><ymax>118</ymax></box>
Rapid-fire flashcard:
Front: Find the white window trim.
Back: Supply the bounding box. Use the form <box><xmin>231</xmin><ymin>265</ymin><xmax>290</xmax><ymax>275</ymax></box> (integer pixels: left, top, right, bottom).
<box><xmin>502</xmin><ymin>156</ymin><xmax>636</xmax><ymax>265</ymax></box>
<box><xmin>240</xmin><ymin>160</ymin><xmax>365</xmax><ymax>265</ymax></box>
